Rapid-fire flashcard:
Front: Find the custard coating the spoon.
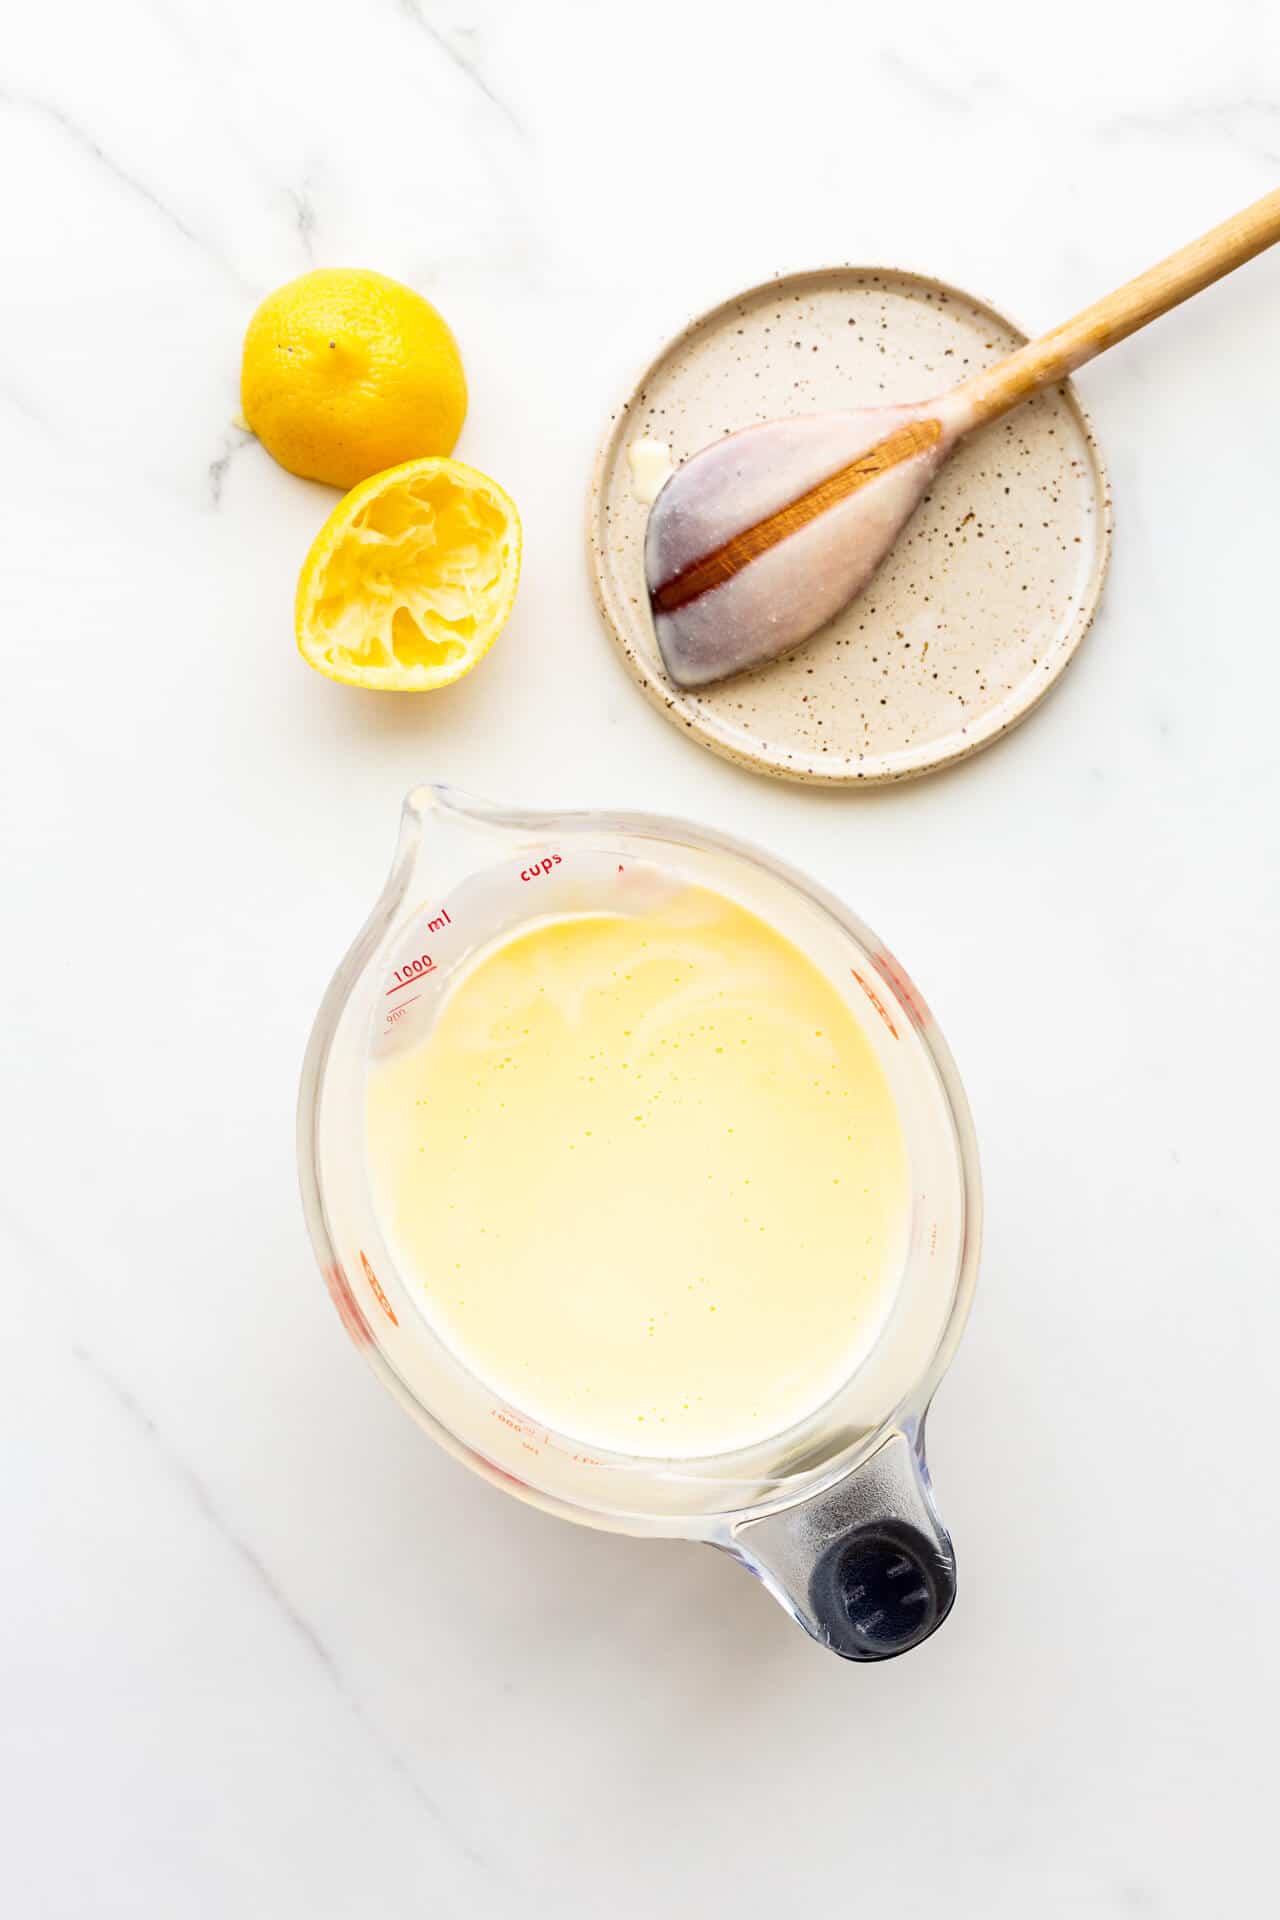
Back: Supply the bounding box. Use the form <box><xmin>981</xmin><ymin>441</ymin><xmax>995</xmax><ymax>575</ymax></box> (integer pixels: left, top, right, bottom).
<box><xmin>646</xmin><ymin>405</ymin><xmax>953</xmax><ymax>687</ymax></box>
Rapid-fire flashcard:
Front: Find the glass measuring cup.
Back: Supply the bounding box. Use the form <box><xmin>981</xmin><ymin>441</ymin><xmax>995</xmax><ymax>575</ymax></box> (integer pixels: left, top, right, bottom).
<box><xmin>299</xmin><ymin>786</ymin><xmax>981</xmax><ymax>1661</ymax></box>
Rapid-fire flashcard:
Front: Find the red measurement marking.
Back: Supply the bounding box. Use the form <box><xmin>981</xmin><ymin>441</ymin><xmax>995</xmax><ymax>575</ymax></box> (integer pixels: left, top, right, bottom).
<box><xmin>852</xmin><ymin>968</ymin><xmax>899</xmax><ymax>1040</ymax></box>
<box><xmin>873</xmin><ymin>949</ymin><xmax>932</xmax><ymax>1031</ymax></box>
<box><xmin>359</xmin><ymin>1251</ymin><xmax>398</xmax><ymax>1326</ymax></box>
<box><xmin>476</xmin><ymin>1447</ymin><xmax>528</xmax><ymax>1494</ymax></box>
<box><xmin>324</xmin><ymin>1263</ymin><xmax>373</xmax><ymax>1350</ymax></box>
<box><xmin>385</xmin><ymin>995</ymin><xmax>422</xmax><ymax>1026</ymax></box>
<box><xmin>386</xmin><ymin>965</ymin><xmax>435</xmax><ymax>996</ymax></box>
<box><xmin>520</xmin><ymin>854</ymin><xmax>562</xmax><ymax>882</ymax></box>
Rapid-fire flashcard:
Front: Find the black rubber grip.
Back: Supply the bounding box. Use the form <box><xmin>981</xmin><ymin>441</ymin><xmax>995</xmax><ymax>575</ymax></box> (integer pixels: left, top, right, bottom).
<box><xmin>809</xmin><ymin>1519</ymin><xmax>956</xmax><ymax>1661</ymax></box>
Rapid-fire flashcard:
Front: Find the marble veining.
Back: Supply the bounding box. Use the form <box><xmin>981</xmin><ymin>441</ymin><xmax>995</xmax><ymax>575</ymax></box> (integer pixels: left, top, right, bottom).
<box><xmin>0</xmin><ymin>85</ymin><xmax>257</xmax><ymax>294</ymax></box>
<box><xmin>399</xmin><ymin>0</ymin><xmax>527</xmax><ymax>136</ymax></box>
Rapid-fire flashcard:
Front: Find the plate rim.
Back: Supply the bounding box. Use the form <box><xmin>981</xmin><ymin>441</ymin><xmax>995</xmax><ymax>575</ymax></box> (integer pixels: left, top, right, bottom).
<box><xmin>586</xmin><ymin>262</ymin><xmax>1114</xmax><ymax>786</ymax></box>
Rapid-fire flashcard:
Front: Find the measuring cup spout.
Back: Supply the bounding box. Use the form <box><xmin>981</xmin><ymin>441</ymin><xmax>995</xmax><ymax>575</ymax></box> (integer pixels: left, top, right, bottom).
<box><xmin>391</xmin><ymin>783</ymin><xmax>525</xmax><ymax>882</ymax></box>
<box><xmin>726</xmin><ymin>1428</ymin><xmax>956</xmax><ymax>1661</ymax></box>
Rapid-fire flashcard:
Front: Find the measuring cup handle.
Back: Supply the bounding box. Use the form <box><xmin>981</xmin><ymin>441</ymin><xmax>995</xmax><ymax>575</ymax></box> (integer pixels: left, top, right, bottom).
<box><xmin>727</xmin><ymin>1427</ymin><xmax>956</xmax><ymax>1661</ymax></box>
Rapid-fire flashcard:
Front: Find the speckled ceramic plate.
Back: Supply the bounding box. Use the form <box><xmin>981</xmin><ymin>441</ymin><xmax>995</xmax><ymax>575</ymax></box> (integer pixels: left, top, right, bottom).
<box><xmin>588</xmin><ymin>267</ymin><xmax>1112</xmax><ymax>784</ymax></box>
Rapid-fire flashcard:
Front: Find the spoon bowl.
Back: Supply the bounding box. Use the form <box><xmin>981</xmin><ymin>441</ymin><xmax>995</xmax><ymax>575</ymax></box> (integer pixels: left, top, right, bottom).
<box><xmin>647</xmin><ymin>401</ymin><xmax>957</xmax><ymax>687</ymax></box>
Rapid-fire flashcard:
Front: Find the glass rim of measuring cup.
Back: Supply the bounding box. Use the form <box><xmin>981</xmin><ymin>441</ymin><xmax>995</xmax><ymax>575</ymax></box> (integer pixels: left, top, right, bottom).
<box><xmin>299</xmin><ymin>784</ymin><xmax>982</xmax><ymax>1530</ymax></box>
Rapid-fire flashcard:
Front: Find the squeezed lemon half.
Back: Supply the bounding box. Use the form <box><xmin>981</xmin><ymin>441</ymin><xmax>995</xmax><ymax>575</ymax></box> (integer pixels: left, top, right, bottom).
<box><xmin>295</xmin><ymin>459</ymin><xmax>521</xmax><ymax>690</ymax></box>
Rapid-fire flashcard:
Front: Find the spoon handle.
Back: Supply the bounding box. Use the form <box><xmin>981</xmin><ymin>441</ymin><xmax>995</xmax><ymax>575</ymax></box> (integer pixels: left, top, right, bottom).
<box><xmin>946</xmin><ymin>185</ymin><xmax>1280</xmax><ymax>431</ymax></box>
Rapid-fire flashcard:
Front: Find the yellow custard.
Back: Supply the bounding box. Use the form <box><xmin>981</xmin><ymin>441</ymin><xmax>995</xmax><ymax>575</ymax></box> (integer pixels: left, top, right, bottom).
<box><xmin>366</xmin><ymin>886</ymin><xmax>909</xmax><ymax>1457</ymax></box>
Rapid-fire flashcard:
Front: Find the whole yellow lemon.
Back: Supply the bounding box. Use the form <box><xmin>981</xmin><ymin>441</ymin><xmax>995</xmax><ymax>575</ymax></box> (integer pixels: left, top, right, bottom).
<box><xmin>240</xmin><ymin>268</ymin><xmax>467</xmax><ymax>490</ymax></box>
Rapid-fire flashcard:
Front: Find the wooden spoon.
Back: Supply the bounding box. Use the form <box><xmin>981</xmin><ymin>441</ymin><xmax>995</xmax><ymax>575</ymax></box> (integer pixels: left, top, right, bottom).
<box><xmin>646</xmin><ymin>188</ymin><xmax>1280</xmax><ymax>689</ymax></box>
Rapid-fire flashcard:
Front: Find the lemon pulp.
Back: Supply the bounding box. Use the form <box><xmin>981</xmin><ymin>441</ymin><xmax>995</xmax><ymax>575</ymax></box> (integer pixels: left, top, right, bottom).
<box><xmin>296</xmin><ymin>459</ymin><xmax>520</xmax><ymax>690</ymax></box>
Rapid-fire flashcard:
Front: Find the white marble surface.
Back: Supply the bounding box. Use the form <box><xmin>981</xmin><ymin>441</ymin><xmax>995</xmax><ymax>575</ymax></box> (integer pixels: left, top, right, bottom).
<box><xmin>4</xmin><ymin>2</ymin><xmax>1280</xmax><ymax>1912</ymax></box>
